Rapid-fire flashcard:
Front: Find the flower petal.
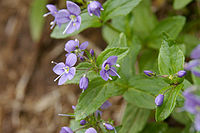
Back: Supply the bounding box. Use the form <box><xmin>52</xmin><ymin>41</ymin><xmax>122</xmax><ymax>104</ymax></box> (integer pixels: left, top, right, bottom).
<box><xmin>67</xmin><ymin>67</ymin><xmax>76</xmax><ymax>80</ymax></box>
<box><xmin>79</xmin><ymin>41</ymin><xmax>88</xmax><ymax>50</ymax></box>
<box><xmin>195</xmin><ymin>114</ymin><xmax>200</xmax><ymax>131</ymax></box>
<box><xmin>66</xmin><ymin>1</ymin><xmax>81</xmax><ymax>15</ymax></box>
<box><xmin>65</xmin><ymin>40</ymin><xmax>79</xmax><ymax>52</ymax></box>
<box><xmin>184</xmin><ymin>60</ymin><xmax>200</xmax><ymax>70</ymax></box>
<box><xmin>75</xmin><ymin>16</ymin><xmax>81</xmax><ymax>30</ymax></box>
<box><xmin>191</xmin><ymin>44</ymin><xmax>200</xmax><ymax>59</ymax></box>
<box><xmin>58</xmin><ymin>74</ymin><xmax>68</xmax><ymax>85</ymax></box>
<box><xmin>100</xmin><ymin>69</ymin><xmax>109</xmax><ymax>81</ymax></box>
<box><xmin>64</xmin><ymin>22</ymin><xmax>76</xmax><ymax>34</ymax></box>
<box><xmin>106</xmin><ymin>56</ymin><xmax>118</xmax><ymax>66</ymax></box>
<box><xmin>46</xmin><ymin>4</ymin><xmax>58</xmax><ymax>15</ymax></box>
<box><xmin>107</xmin><ymin>67</ymin><xmax>117</xmax><ymax>76</ymax></box>
<box><xmin>53</xmin><ymin>62</ymin><xmax>65</xmax><ymax>75</ymax></box>
<box><xmin>60</xmin><ymin>127</ymin><xmax>73</xmax><ymax>133</ymax></box>
<box><xmin>65</xmin><ymin>53</ymin><xmax>77</xmax><ymax>67</ymax></box>
<box><xmin>55</xmin><ymin>9</ymin><xmax>70</xmax><ymax>24</ymax></box>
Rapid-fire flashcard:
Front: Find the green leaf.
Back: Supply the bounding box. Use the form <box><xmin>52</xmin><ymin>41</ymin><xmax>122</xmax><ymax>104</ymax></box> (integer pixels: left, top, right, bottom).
<box><xmin>132</xmin><ymin>0</ymin><xmax>158</xmax><ymax>40</ymax></box>
<box><xmin>155</xmin><ymin>84</ymin><xmax>184</xmax><ymax>121</ymax></box>
<box><xmin>102</xmin><ymin>25</ymin><xmax>120</xmax><ymax>44</ymax></box>
<box><xmin>66</xmin><ymin>62</ymin><xmax>99</xmax><ymax>85</ymax></box>
<box><xmin>148</xmin><ymin>16</ymin><xmax>185</xmax><ymax>49</ymax></box>
<box><xmin>50</xmin><ymin>12</ymin><xmax>102</xmax><ymax>39</ymax></box>
<box><xmin>29</xmin><ymin>0</ymin><xmax>47</xmax><ymax>42</ymax></box>
<box><xmin>106</xmin><ymin>33</ymin><xmax>128</xmax><ymax>48</ymax></box>
<box><xmin>70</xmin><ymin>120</ymin><xmax>86</xmax><ymax>133</ymax></box>
<box><xmin>96</xmin><ymin>47</ymin><xmax>129</xmax><ymax>66</ymax></box>
<box><xmin>158</xmin><ymin>39</ymin><xmax>185</xmax><ymax>75</ymax></box>
<box><xmin>102</xmin><ymin>0</ymin><xmax>142</xmax><ymax>22</ymax></box>
<box><xmin>123</xmin><ymin>75</ymin><xmax>168</xmax><ymax>109</ymax></box>
<box><xmin>173</xmin><ymin>0</ymin><xmax>193</xmax><ymax>10</ymax></box>
<box><xmin>172</xmin><ymin>108</ymin><xmax>192</xmax><ymax>125</ymax></box>
<box><xmin>75</xmin><ymin>77</ymin><xmax>127</xmax><ymax>120</ymax></box>
<box><xmin>119</xmin><ymin>103</ymin><xmax>150</xmax><ymax>133</ymax></box>
<box><xmin>141</xmin><ymin>122</ymin><xmax>168</xmax><ymax>133</ymax></box>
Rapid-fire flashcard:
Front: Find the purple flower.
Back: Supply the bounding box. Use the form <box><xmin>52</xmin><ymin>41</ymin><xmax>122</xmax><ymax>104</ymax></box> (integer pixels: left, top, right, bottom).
<box><xmin>53</xmin><ymin>53</ymin><xmax>77</xmax><ymax>85</ymax></box>
<box><xmin>62</xmin><ymin>1</ymin><xmax>81</xmax><ymax>34</ymax></box>
<box><xmin>100</xmin><ymin>56</ymin><xmax>120</xmax><ymax>81</ymax></box>
<box><xmin>184</xmin><ymin>60</ymin><xmax>200</xmax><ymax>70</ymax></box>
<box><xmin>155</xmin><ymin>94</ymin><xmax>164</xmax><ymax>106</ymax></box>
<box><xmin>85</xmin><ymin>127</ymin><xmax>97</xmax><ymax>133</ymax></box>
<box><xmin>195</xmin><ymin>114</ymin><xmax>200</xmax><ymax>131</ymax></box>
<box><xmin>44</xmin><ymin>5</ymin><xmax>70</xmax><ymax>29</ymax></box>
<box><xmin>95</xmin><ymin>110</ymin><xmax>102</xmax><ymax>117</ymax></box>
<box><xmin>191</xmin><ymin>44</ymin><xmax>200</xmax><ymax>59</ymax></box>
<box><xmin>87</xmin><ymin>1</ymin><xmax>104</xmax><ymax>17</ymax></box>
<box><xmin>177</xmin><ymin>70</ymin><xmax>186</xmax><ymax>77</ymax></box>
<box><xmin>183</xmin><ymin>90</ymin><xmax>200</xmax><ymax>114</ymax></box>
<box><xmin>72</xmin><ymin>105</ymin><xmax>76</xmax><ymax>110</ymax></box>
<box><xmin>65</xmin><ymin>39</ymin><xmax>88</xmax><ymax>59</ymax></box>
<box><xmin>80</xmin><ymin>120</ymin><xmax>86</xmax><ymax>125</ymax></box>
<box><xmin>100</xmin><ymin>101</ymin><xmax>112</xmax><ymax>110</ymax></box>
<box><xmin>60</xmin><ymin>127</ymin><xmax>73</xmax><ymax>133</ymax></box>
<box><xmin>90</xmin><ymin>49</ymin><xmax>94</xmax><ymax>56</ymax></box>
<box><xmin>104</xmin><ymin>123</ymin><xmax>114</xmax><ymax>130</ymax></box>
<box><xmin>79</xmin><ymin>75</ymin><xmax>89</xmax><ymax>90</ymax></box>
<box><xmin>144</xmin><ymin>70</ymin><xmax>155</xmax><ymax>77</ymax></box>
<box><xmin>192</xmin><ymin>69</ymin><xmax>200</xmax><ymax>77</ymax></box>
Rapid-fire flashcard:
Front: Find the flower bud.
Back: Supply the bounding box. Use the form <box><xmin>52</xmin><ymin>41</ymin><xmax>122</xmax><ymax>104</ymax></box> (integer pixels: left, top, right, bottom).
<box><xmin>87</xmin><ymin>1</ymin><xmax>104</xmax><ymax>17</ymax></box>
<box><xmin>85</xmin><ymin>127</ymin><xmax>97</xmax><ymax>133</ymax></box>
<box><xmin>144</xmin><ymin>70</ymin><xmax>155</xmax><ymax>77</ymax></box>
<box><xmin>104</xmin><ymin>123</ymin><xmax>114</xmax><ymax>130</ymax></box>
<box><xmin>90</xmin><ymin>49</ymin><xmax>94</xmax><ymax>56</ymax></box>
<box><xmin>60</xmin><ymin>127</ymin><xmax>73</xmax><ymax>133</ymax></box>
<box><xmin>80</xmin><ymin>120</ymin><xmax>86</xmax><ymax>125</ymax></box>
<box><xmin>155</xmin><ymin>94</ymin><xmax>164</xmax><ymax>106</ymax></box>
<box><xmin>72</xmin><ymin>105</ymin><xmax>76</xmax><ymax>110</ymax></box>
<box><xmin>79</xmin><ymin>76</ymin><xmax>89</xmax><ymax>90</ymax></box>
<box><xmin>177</xmin><ymin>70</ymin><xmax>186</xmax><ymax>77</ymax></box>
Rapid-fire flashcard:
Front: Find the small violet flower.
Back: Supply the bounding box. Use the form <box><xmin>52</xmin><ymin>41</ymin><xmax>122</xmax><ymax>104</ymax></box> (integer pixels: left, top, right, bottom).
<box><xmin>65</xmin><ymin>39</ymin><xmax>88</xmax><ymax>59</ymax></box>
<box><xmin>87</xmin><ymin>1</ymin><xmax>104</xmax><ymax>17</ymax></box>
<box><xmin>85</xmin><ymin>127</ymin><xmax>97</xmax><ymax>133</ymax></box>
<box><xmin>90</xmin><ymin>49</ymin><xmax>94</xmax><ymax>56</ymax></box>
<box><xmin>63</xmin><ymin>1</ymin><xmax>81</xmax><ymax>34</ymax></box>
<box><xmin>177</xmin><ymin>70</ymin><xmax>186</xmax><ymax>78</ymax></box>
<box><xmin>191</xmin><ymin>44</ymin><xmax>200</xmax><ymax>59</ymax></box>
<box><xmin>44</xmin><ymin>4</ymin><xmax>70</xmax><ymax>29</ymax></box>
<box><xmin>100</xmin><ymin>56</ymin><xmax>120</xmax><ymax>81</ymax></box>
<box><xmin>53</xmin><ymin>53</ymin><xmax>77</xmax><ymax>85</ymax></box>
<box><xmin>104</xmin><ymin>123</ymin><xmax>114</xmax><ymax>130</ymax></box>
<box><xmin>60</xmin><ymin>127</ymin><xmax>73</xmax><ymax>133</ymax></box>
<box><xmin>80</xmin><ymin>120</ymin><xmax>86</xmax><ymax>125</ymax></box>
<box><xmin>144</xmin><ymin>70</ymin><xmax>155</xmax><ymax>77</ymax></box>
<box><xmin>79</xmin><ymin>75</ymin><xmax>89</xmax><ymax>90</ymax></box>
<box><xmin>183</xmin><ymin>88</ymin><xmax>200</xmax><ymax>131</ymax></box>
<box><xmin>155</xmin><ymin>94</ymin><xmax>164</xmax><ymax>106</ymax></box>
<box><xmin>95</xmin><ymin>101</ymin><xmax>111</xmax><ymax>117</ymax></box>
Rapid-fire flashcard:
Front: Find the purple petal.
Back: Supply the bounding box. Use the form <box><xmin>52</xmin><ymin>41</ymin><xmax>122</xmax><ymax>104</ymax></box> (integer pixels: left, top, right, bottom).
<box><xmin>65</xmin><ymin>53</ymin><xmax>71</xmax><ymax>58</ymax></box>
<box><xmin>74</xmin><ymin>16</ymin><xmax>81</xmax><ymax>30</ymax></box>
<box><xmin>79</xmin><ymin>41</ymin><xmax>88</xmax><ymax>50</ymax></box>
<box><xmin>64</xmin><ymin>22</ymin><xmax>76</xmax><ymax>34</ymax></box>
<box><xmin>107</xmin><ymin>67</ymin><xmax>117</xmax><ymax>76</ymax></box>
<box><xmin>191</xmin><ymin>44</ymin><xmax>200</xmax><ymax>59</ymax></box>
<box><xmin>100</xmin><ymin>69</ymin><xmax>109</xmax><ymax>81</ymax></box>
<box><xmin>60</xmin><ymin>127</ymin><xmax>73</xmax><ymax>133</ymax></box>
<box><xmin>67</xmin><ymin>67</ymin><xmax>76</xmax><ymax>80</ymax></box>
<box><xmin>80</xmin><ymin>120</ymin><xmax>86</xmax><ymax>125</ymax></box>
<box><xmin>46</xmin><ymin>4</ymin><xmax>58</xmax><ymax>15</ymax></box>
<box><xmin>95</xmin><ymin>110</ymin><xmax>102</xmax><ymax>117</ymax></box>
<box><xmin>65</xmin><ymin>40</ymin><xmax>79</xmax><ymax>52</ymax></box>
<box><xmin>144</xmin><ymin>70</ymin><xmax>154</xmax><ymax>77</ymax></box>
<box><xmin>72</xmin><ymin>105</ymin><xmax>76</xmax><ymax>110</ymax></box>
<box><xmin>53</xmin><ymin>62</ymin><xmax>65</xmax><ymax>75</ymax></box>
<box><xmin>155</xmin><ymin>94</ymin><xmax>164</xmax><ymax>106</ymax></box>
<box><xmin>177</xmin><ymin>70</ymin><xmax>186</xmax><ymax>77</ymax></box>
<box><xmin>79</xmin><ymin>76</ymin><xmax>89</xmax><ymax>90</ymax></box>
<box><xmin>192</xmin><ymin>70</ymin><xmax>200</xmax><ymax>77</ymax></box>
<box><xmin>184</xmin><ymin>60</ymin><xmax>200</xmax><ymax>70</ymax></box>
<box><xmin>101</xmin><ymin>101</ymin><xmax>112</xmax><ymax>110</ymax></box>
<box><xmin>104</xmin><ymin>123</ymin><xmax>114</xmax><ymax>130</ymax></box>
<box><xmin>85</xmin><ymin>128</ymin><xmax>97</xmax><ymax>133</ymax></box>
<box><xmin>195</xmin><ymin>114</ymin><xmax>200</xmax><ymax>131</ymax></box>
<box><xmin>65</xmin><ymin>53</ymin><xmax>77</xmax><ymax>67</ymax></box>
<box><xmin>55</xmin><ymin>9</ymin><xmax>70</xmax><ymax>24</ymax></box>
<box><xmin>106</xmin><ymin>56</ymin><xmax>118</xmax><ymax>66</ymax></box>
<box><xmin>93</xmin><ymin>10</ymin><xmax>101</xmax><ymax>17</ymax></box>
<box><xmin>66</xmin><ymin>1</ymin><xmax>81</xmax><ymax>15</ymax></box>
<box><xmin>58</xmin><ymin>74</ymin><xmax>68</xmax><ymax>85</ymax></box>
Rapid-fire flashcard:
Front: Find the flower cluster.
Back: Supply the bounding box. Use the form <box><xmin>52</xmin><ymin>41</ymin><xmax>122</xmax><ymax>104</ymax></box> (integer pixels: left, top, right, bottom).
<box><xmin>59</xmin><ymin>101</ymin><xmax>116</xmax><ymax>133</ymax></box>
<box><xmin>185</xmin><ymin>44</ymin><xmax>200</xmax><ymax>77</ymax></box>
<box><xmin>183</xmin><ymin>87</ymin><xmax>200</xmax><ymax>131</ymax></box>
<box><xmin>44</xmin><ymin>1</ymin><xmax>104</xmax><ymax>35</ymax></box>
